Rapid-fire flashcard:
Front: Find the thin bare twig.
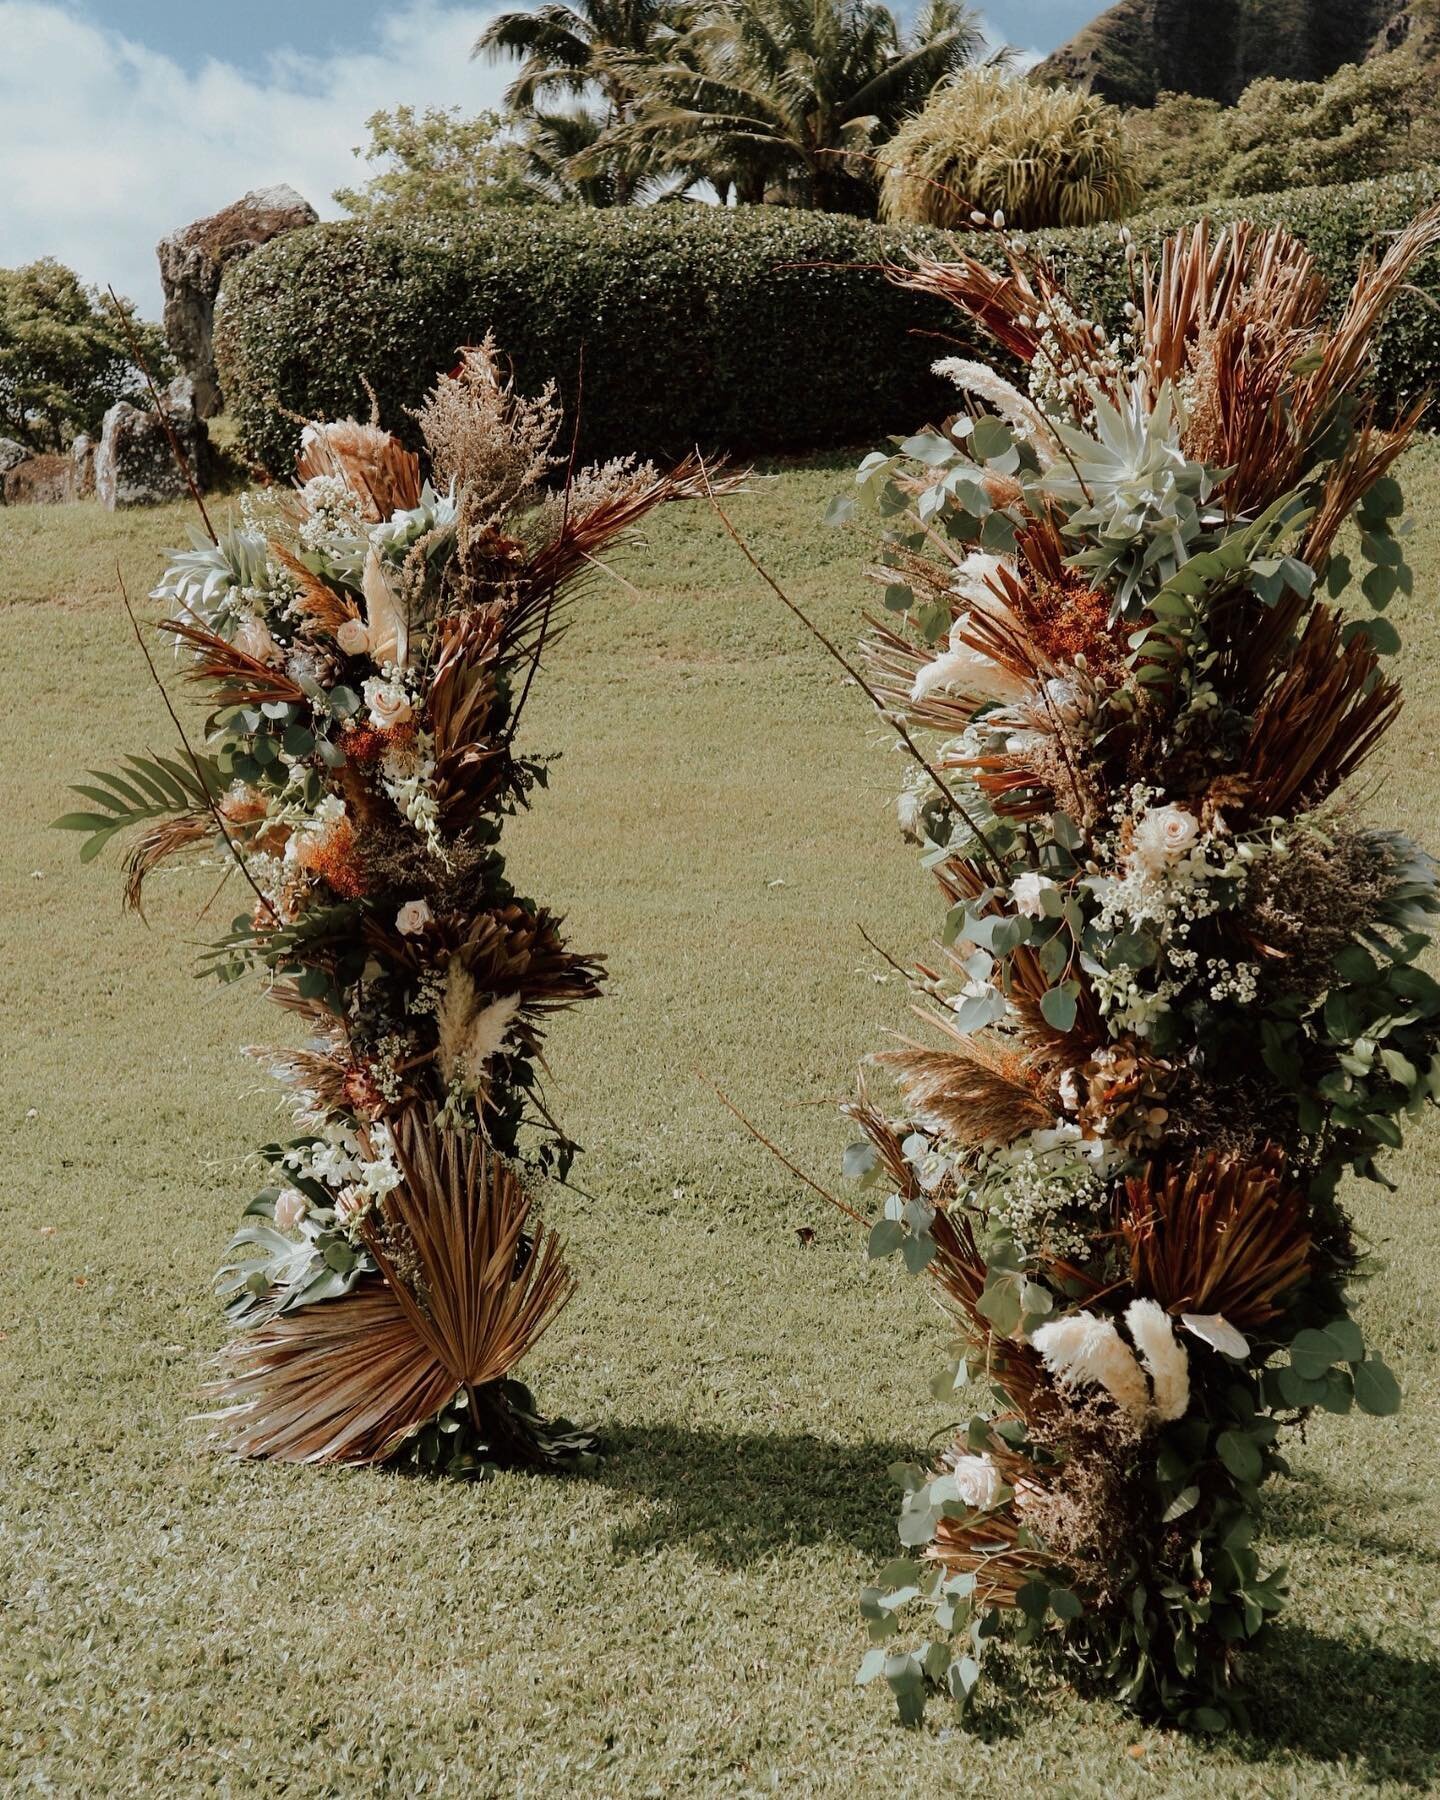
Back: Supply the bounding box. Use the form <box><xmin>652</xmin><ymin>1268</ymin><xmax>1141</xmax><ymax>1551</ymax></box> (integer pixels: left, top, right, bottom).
<box><xmin>696</xmin><ymin>1067</ymin><xmax>866</xmax><ymax>1228</ymax></box>
<box><xmin>104</xmin><ymin>285</ymin><xmax>216</xmax><ymax>544</ymax></box>
<box><xmin>117</xmin><ymin>566</ymin><xmax>280</xmax><ymax>924</ymax></box>
<box><xmin>695</xmin><ymin>453</ymin><xmax>1006</xmax><ymax>872</ymax></box>
<box><xmin>509</xmin><ymin>342</ymin><xmax>585</xmax><ymax>744</ymax></box>
<box><xmin>856</xmin><ymin>922</ymin><xmax>912</xmax><ymax>982</ymax></box>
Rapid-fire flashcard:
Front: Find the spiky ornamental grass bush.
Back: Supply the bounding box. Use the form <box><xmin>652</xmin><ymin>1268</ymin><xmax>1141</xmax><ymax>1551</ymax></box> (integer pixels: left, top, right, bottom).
<box><xmin>57</xmin><ymin>347</ymin><xmax>726</xmax><ymax>1474</ymax></box>
<box><xmin>877</xmin><ymin>68</ymin><xmax>1139</xmax><ymax>231</ymax></box>
<box><xmin>215</xmin><ymin>171</ymin><xmax>1440</xmax><ymax>480</ymax></box>
<box><xmin>802</xmin><ymin>206</ymin><xmax>1440</xmax><ymax>1729</ymax></box>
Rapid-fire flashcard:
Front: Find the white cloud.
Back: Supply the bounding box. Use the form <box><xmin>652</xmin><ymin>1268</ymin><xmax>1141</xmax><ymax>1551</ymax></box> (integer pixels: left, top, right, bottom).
<box><xmin>0</xmin><ymin>0</ymin><xmax>508</xmax><ymax>317</ymax></box>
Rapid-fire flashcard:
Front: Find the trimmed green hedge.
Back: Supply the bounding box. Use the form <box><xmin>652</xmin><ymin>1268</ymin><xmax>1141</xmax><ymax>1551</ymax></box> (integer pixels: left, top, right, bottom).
<box><xmin>217</xmin><ymin>168</ymin><xmax>1440</xmax><ymax>477</ymax></box>
<box><xmin>216</xmin><ymin>209</ymin><xmax>956</xmax><ymax>474</ymax></box>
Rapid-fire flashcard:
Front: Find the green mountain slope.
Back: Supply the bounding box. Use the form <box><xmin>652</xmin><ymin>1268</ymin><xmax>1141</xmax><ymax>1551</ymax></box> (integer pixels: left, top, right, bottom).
<box><xmin>1037</xmin><ymin>0</ymin><xmax>1414</xmax><ymax>106</ymax></box>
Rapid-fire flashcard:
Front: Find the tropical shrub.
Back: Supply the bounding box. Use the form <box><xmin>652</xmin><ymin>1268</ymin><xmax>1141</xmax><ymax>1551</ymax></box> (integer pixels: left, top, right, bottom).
<box><xmin>1127</xmin><ymin>51</ymin><xmax>1440</xmax><ymax>211</ymax></box>
<box><xmin>216</xmin><ymin>207</ymin><xmax>958</xmax><ymax>474</ymax></box>
<box><xmin>878</xmin><ymin>68</ymin><xmax>1138</xmax><ymax>230</ymax></box>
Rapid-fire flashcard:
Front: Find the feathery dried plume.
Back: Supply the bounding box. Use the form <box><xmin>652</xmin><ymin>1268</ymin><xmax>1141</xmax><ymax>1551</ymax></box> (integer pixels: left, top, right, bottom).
<box><xmin>1031</xmin><ymin>1311</ymin><xmax>1153</xmax><ymax>1422</ymax></box>
<box><xmin>1124</xmin><ymin>1298</ymin><xmax>1190</xmax><ymax>1421</ymax></box>
<box><xmin>414</xmin><ymin>337</ymin><xmax>559</xmax><ymax>554</ymax></box>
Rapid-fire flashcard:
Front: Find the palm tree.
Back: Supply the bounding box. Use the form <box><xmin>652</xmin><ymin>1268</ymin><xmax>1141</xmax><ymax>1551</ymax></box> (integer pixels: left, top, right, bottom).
<box><xmin>474</xmin><ymin>0</ymin><xmax>693</xmax><ymax>202</ymax></box>
<box><xmin>596</xmin><ymin>0</ymin><xmax>996</xmax><ymax>212</ymax></box>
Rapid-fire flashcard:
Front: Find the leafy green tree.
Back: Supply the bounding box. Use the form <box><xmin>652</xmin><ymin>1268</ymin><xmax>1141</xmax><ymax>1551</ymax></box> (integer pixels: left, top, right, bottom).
<box><xmin>878</xmin><ymin>67</ymin><xmax>1138</xmax><ymax>229</ymax></box>
<box><xmin>335</xmin><ymin>106</ymin><xmax>541</xmax><ymax>216</ymax></box>
<box><xmin>0</xmin><ymin>260</ymin><xmax>171</xmax><ymax>453</ymax></box>
<box><xmin>600</xmin><ymin>0</ymin><xmax>995</xmax><ymax>211</ymax></box>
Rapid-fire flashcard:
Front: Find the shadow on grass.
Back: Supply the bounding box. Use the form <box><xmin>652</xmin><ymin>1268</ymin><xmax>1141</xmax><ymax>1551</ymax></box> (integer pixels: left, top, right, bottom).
<box><xmin>583</xmin><ymin>1421</ymin><xmax>913</xmax><ymax>1566</ymax></box>
<box><xmin>1240</xmin><ymin>1624</ymin><xmax>1440</xmax><ymax>1788</ymax></box>
<box><xmin>1265</xmin><ymin>1472</ymin><xmax>1435</xmax><ymax>1563</ymax></box>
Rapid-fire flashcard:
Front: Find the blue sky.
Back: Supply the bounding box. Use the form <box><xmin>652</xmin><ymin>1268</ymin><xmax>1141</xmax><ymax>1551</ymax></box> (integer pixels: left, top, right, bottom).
<box><xmin>2</xmin><ymin>1</ymin><xmax>1097</xmax><ymax>315</ymax></box>
<box><xmin>81</xmin><ymin>0</ymin><xmax>1097</xmax><ymax>69</ymax></box>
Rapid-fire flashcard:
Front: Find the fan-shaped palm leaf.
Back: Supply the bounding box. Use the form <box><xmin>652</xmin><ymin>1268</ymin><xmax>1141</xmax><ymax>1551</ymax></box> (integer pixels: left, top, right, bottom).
<box><xmin>212</xmin><ymin>1118</ymin><xmax>579</xmax><ymax>1466</ymax></box>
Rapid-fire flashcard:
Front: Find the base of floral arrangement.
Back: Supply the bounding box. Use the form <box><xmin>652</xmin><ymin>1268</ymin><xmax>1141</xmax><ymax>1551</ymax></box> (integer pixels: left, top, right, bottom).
<box><xmin>396</xmin><ymin>1380</ymin><xmax>598</xmax><ymax>1479</ymax></box>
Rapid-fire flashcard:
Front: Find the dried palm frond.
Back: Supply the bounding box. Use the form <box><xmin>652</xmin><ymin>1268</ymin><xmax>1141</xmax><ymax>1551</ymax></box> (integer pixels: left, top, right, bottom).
<box><xmin>214</xmin><ymin>1278</ymin><xmax>459</xmax><ymax>1464</ymax></box>
<box><xmin>296</xmin><ymin>419</ymin><xmax>422</xmax><ymax>522</ymax></box>
<box><xmin>165</xmin><ymin>617</ymin><xmax>308</xmax><ymax>710</ymax></box>
<box><xmin>1242</xmin><ymin>605</ymin><xmax>1400</xmax><ymax>816</ymax></box>
<box><xmin>1304</xmin><ymin>203</ymin><xmax>1440</xmax><ymax>423</ymax></box>
<box><xmin>425</xmin><ymin>605</ymin><xmax>509</xmax><ymax>819</ymax></box>
<box><xmin>214</xmin><ymin>1117</ymin><xmax>576</xmax><ymax>1465</ymax></box>
<box><xmin>925</xmin><ymin>1494</ymin><xmax>1058</xmax><ymax>1607</ymax></box>
<box><xmin>1121</xmin><ymin>1146</ymin><xmax>1311</xmax><ymax>1331</ymax></box>
<box><xmin>523</xmin><ymin>453</ymin><xmax>740</xmax><ymax>618</ymax></box>
<box><xmin>1299</xmin><ymin>402</ymin><xmax>1426</xmax><ymax>571</ymax></box>
<box><xmin>1140</xmin><ymin>217</ymin><xmax>1328</xmax><ymax>400</ymax></box>
<box><xmin>122</xmin><ymin>811</ymin><xmax>213</xmax><ymax>913</ymax></box>
<box><xmin>893</xmin><ymin>241</ymin><xmax>1126</xmax><ymax>411</ymax></box>
<box><xmin>1141</xmin><ymin>208</ymin><xmax>1440</xmax><ymax>525</ymax></box>
<box><xmin>452</xmin><ymin>904</ymin><xmax>605</xmax><ymax>1017</ymax></box>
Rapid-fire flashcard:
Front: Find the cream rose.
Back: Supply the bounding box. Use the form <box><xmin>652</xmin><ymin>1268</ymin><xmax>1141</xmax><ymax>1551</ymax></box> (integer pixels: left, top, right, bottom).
<box><xmin>336</xmin><ymin>617</ymin><xmax>371</xmax><ymax>657</ymax></box>
<box><xmin>273</xmin><ymin>1187</ymin><xmax>309</xmax><ymax>1233</ymax></box>
<box><xmin>1132</xmin><ymin>803</ymin><xmax>1200</xmax><ymax>871</ymax></box>
<box><xmin>395</xmin><ymin>898</ymin><xmax>433</xmax><ymax>936</ymax></box>
<box><xmin>234</xmin><ymin>614</ymin><xmax>279</xmax><ymax>666</ymax></box>
<box><xmin>363</xmin><ymin>676</ymin><xmax>414</xmax><ymax>731</ymax></box>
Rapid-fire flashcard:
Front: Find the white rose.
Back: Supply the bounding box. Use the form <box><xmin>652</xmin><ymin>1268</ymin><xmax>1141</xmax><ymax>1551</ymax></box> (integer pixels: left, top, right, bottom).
<box><xmin>395</xmin><ymin>898</ymin><xmax>433</xmax><ymax>936</ymax></box>
<box><xmin>363</xmin><ymin>676</ymin><xmax>413</xmax><ymax>731</ymax></box>
<box><xmin>336</xmin><ymin>617</ymin><xmax>371</xmax><ymax>657</ymax></box>
<box><xmin>1011</xmin><ymin>871</ymin><xmax>1056</xmax><ymax>919</ymax></box>
<box><xmin>951</xmin><ymin>1453</ymin><xmax>1005</xmax><ymax>1511</ymax></box>
<box><xmin>273</xmin><ymin>1187</ymin><xmax>309</xmax><ymax>1233</ymax></box>
<box><xmin>1132</xmin><ymin>804</ymin><xmax>1199</xmax><ymax>871</ymax></box>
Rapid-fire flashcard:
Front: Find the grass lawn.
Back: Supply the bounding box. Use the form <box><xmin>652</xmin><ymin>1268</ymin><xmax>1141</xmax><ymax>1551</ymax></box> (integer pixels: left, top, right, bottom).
<box><xmin>3</xmin><ymin>446</ymin><xmax>1440</xmax><ymax>1796</ymax></box>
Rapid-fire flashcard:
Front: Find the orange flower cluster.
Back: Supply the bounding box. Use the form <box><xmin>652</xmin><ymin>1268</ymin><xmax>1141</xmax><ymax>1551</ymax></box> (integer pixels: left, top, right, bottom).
<box><xmin>292</xmin><ymin>817</ymin><xmax>367</xmax><ymax>899</ymax></box>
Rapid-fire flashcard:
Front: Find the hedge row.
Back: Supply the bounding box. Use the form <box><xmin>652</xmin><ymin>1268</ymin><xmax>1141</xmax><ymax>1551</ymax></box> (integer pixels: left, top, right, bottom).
<box><xmin>216</xmin><ymin>167</ymin><xmax>1440</xmax><ymax>478</ymax></box>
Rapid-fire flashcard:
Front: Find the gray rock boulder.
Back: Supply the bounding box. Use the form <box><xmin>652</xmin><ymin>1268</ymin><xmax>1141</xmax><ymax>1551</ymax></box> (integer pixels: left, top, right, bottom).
<box><xmin>71</xmin><ymin>433</ymin><xmax>96</xmax><ymax>498</ymax></box>
<box><xmin>157</xmin><ymin>183</ymin><xmax>318</xmax><ymax>417</ymax></box>
<box><xmin>95</xmin><ymin>375</ymin><xmax>208</xmax><ymax>510</ymax></box>
<box><xmin>0</xmin><ymin>437</ymin><xmax>28</xmax><ymax>475</ymax></box>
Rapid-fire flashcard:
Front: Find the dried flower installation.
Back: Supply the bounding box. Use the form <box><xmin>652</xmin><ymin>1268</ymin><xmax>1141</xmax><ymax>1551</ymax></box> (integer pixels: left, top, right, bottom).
<box><xmin>62</xmin><ymin>343</ymin><xmax>723</xmax><ymax>1475</ymax></box>
<box><xmin>811</xmin><ymin>210</ymin><xmax>1440</xmax><ymax>1727</ymax></box>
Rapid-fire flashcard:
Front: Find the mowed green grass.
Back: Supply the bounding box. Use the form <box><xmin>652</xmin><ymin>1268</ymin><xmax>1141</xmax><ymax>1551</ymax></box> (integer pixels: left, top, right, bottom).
<box><xmin>2</xmin><ymin>447</ymin><xmax>1440</xmax><ymax>1797</ymax></box>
